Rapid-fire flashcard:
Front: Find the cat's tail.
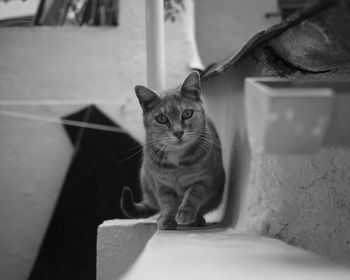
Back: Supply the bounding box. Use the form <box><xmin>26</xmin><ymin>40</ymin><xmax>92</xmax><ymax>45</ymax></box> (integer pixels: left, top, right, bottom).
<box><xmin>121</xmin><ymin>187</ymin><xmax>158</xmax><ymax>219</ymax></box>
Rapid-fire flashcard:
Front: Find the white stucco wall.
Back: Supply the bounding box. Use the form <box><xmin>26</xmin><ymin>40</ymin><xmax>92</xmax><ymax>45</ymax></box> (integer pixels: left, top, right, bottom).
<box><xmin>0</xmin><ymin>105</ymin><xmax>74</xmax><ymax>280</ymax></box>
<box><xmin>0</xmin><ymin>0</ymin><xmax>39</xmax><ymax>20</ymax></box>
<box><xmin>0</xmin><ymin>1</ymin><xmax>195</xmax><ymax>280</ymax></box>
<box><xmin>0</xmin><ymin>1</ymin><xmax>193</xmax><ymax>98</ymax></box>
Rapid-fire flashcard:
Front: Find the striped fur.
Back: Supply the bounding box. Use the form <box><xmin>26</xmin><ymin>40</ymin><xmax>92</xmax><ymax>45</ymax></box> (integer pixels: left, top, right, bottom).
<box><xmin>121</xmin><ymin>72</ymin><xmax>225</xmax><ymax>230</ymax></box>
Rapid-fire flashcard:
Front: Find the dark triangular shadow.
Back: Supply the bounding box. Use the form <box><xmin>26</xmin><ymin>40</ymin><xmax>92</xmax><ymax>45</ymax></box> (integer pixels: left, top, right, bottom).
<box><xmin>29</xmin><ymin>105</ymin><xmax>142</xmax><ymax>280</ymax></box>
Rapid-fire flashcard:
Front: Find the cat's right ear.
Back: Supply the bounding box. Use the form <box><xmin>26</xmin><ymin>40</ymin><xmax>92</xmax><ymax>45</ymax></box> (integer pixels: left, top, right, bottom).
<box><xmin>134</xmin><ymin>85</ymin><xmax>160</xmax><ymax>111</ymax></box>
<box><xmin>181</xmin><ymin>71</ymin><xmax>201</xmax><ymax>101</ymax></box>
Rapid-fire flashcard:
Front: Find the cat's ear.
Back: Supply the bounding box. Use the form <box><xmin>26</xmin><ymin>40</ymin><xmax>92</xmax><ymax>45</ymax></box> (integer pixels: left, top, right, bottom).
<box><xmin>135</xmin><ymin>85</ymin><xmax>160</xmax><ymax>111</ymax></box>
<box><xmin>181</xmin><ymin>71</ymin><xmax>201</xmax><ymax>101</ymax></box>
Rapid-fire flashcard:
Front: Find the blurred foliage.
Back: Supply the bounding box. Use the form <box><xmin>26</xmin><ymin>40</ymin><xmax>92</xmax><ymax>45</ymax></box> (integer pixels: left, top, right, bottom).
<box><xmin>33</xmin><ymin>0</ymin><xmax>119</xmax><ymax>26</ymax></box>
<box><xmin>164</xmin><ymin>0</ymin><xmax>185</xmax><ymax>22</ymax></box>
<box><xmin>1</xmin><ymin>0</ymin><xmax>187</xmax><ymax>26</ymax></box>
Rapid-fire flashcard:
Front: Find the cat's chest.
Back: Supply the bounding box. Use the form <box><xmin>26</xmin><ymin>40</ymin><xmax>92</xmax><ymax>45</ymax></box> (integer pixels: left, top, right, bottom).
<box><xmin>147</xmin><ymin>150</ymin><xmax>209</xmax><ymax>187</ymax></box>
<box><xmin>166</xmin><ymin>151</ymin><xmax>180</xmax><ymax>166</ymax></box>
<box><xmin>158</xmin><ymin>158</ymin><xmax>206</xmax><ymax>187</ymax></box>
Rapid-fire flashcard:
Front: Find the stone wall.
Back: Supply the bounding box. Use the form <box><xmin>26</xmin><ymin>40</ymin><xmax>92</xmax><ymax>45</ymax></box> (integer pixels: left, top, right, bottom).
<box><xmin>236</xmin><ymin>145</ymin><xmax>350</xmax><ymax>265</ymax></box>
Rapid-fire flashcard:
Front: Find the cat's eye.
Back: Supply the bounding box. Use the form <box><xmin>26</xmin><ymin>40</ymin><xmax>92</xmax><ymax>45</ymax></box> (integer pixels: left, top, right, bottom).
<box><xmin>182</xmin><ymin>109</ymin><xmax>193</xmax><ymax>120</ymax></box>
<box><xmin>155</xmin><ymin>114</ymin><xmax>169</xmax><ymax>124</ymax></box>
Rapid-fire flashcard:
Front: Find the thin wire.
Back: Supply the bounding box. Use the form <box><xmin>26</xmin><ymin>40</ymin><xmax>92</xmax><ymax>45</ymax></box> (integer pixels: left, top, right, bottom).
<box><xmin>0</xmin><ymin>99</ymin><xmax>125</xmax><ymax>105</ymax></box>
<box><xmin>0</xmin><ymin>109</ymin><xmax>126</xmax><ymax>134</ymax></box>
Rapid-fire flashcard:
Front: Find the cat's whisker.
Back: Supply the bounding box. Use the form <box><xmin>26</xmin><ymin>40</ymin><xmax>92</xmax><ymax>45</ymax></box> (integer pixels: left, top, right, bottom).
<box><xmin>194</xmin><ymin>138</ymin><xmax>207</xmax><ymax>154</ymax></box>
<box><xmin>117</xmin><ymin>139</ymin><xmax>166</xmax><ymax>164</ymax></box>
<box><xmin>146</xmin><ymin>148</ymin><xmax>161</xmax><ymax>166</ymax></box>
<box><xmin>195</xmin><ymin>135</ymin><xmax>221</xmax><ymax>149</ymax></box>
<box><xmin>161</xmin><ymin>143</ymin><xmax>169</xmax><ymax>165</ymax></box>
<box><xmin>119</xmin><ymin>139</ymin><xmax>162</xmax><ymax>160</ymax></box>
<box><xmin>195</xmin><ymin>139</ymin><xmax>219</xmax><ymax>153</ymax></box>
<box><xmin>118</xmin><ymin>143</ymin><xmax>144</xmax><ymax>155</ymax></box>
<box><xmin>147</xmin><ymin>141</ymin><xmax>168</xmax><ymax>167</ymax></box>
<box><xmin>188</xmin><ymin>133</ymin><xmax>203</xmax><ymax>153</ymax></box>
<box><xmin>152</xmin><ymin>143</ymin><xmax>167</xmax><ymax>166</ymax></box>
<box><xmin>192</xmin><ymin>138</ymin><xmax>202</xmax><ymax>155</ymax></box>
<box><xmin>115</xmin><ymin>148</ymin><xmax>144</xmax><ymax>163</ymax></box>
<box><xmin>197</xmin><ymin>133</ymin><xmax>219</xmax><ymax>140</ymax></box>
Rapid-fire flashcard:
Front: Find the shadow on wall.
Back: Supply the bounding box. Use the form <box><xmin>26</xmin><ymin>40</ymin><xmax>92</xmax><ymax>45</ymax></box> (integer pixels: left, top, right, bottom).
<box><xmin>201</xmin><ymin>56</ymin><xmax>262</xmax><ymax>228</ymax></box>
<box><xmin>29</xmin><ymin>105</ymin><xmax>142</xmax><ymax>280</ymax></box>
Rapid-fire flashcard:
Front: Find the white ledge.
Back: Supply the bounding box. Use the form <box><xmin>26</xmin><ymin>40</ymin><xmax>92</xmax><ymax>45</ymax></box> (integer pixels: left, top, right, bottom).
<box><xmin>97</xmin><ymin>220</ymin><xmax>350</xmax><ymax>280</ymax></box>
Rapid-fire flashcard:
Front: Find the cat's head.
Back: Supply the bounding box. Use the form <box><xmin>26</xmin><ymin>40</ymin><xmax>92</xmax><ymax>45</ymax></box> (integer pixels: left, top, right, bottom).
<box><xmin>135</xmin><ymin>71</ymin><xmax>205</xmax><ymax>151</ymax></box>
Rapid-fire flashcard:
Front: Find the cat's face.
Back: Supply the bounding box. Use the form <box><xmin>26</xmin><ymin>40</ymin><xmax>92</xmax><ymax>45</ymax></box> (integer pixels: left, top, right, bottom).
<box><xmin>142</xmin><ymin>92</ymin><xmax>205</xmax><ymax>151</ymax></box>
<box><xmin>135</xmin><ymin>72</ymin><xmax>205</xmax><ymax>151</ymax></box>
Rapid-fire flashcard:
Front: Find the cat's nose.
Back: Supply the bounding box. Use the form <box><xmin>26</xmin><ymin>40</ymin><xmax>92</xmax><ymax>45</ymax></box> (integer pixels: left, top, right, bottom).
<box><xmin>173</xmin><ymin>130</ymin><xmax>184</xmax><ymax>140</ymax></box>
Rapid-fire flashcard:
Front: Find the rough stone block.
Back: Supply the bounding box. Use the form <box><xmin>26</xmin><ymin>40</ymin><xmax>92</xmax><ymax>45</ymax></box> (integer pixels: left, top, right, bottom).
<box><xmin>237</xmin><ymin>148</ymin><xmax>350</xmax><ymax>265</ymax></box>
<box><xmin>97</xmin><ymin>219</ymin><xmax>157</xmax><ymax>280</ymax></box>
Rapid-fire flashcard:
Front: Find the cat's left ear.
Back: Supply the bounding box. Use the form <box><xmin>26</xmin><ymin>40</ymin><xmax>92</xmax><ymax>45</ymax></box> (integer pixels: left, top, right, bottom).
<box><xmin>181</xmin><ymin>71</ymin><xmax>201</xmax><ymax>101</ymax></box>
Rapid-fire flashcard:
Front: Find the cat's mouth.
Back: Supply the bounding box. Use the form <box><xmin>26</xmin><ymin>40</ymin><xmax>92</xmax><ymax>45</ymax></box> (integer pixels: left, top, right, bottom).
<box><xmin>173</xmin><ymin>139</ymin><xmax>186</xmax><ymax>147</ymax></box>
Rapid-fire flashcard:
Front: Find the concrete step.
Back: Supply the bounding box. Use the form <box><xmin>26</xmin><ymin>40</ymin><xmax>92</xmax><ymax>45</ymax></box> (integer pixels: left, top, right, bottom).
<box><xmin>97</xmin><ymin>220</ymin><xmax>350</xmax><ymax>280</ymax></box>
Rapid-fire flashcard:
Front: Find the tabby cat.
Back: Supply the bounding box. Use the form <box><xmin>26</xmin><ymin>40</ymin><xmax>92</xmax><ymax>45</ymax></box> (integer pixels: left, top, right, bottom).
<box><xmin>121</xmin><ymin>71</ymin><xmax>225</xmax><ymax>230</ymax></box>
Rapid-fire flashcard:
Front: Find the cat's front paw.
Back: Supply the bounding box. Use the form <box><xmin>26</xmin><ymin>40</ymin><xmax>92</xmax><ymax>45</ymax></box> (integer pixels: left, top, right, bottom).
<box><xmin>176</xmin><ymin>208</ymin><xmax>196</xmax><ymax>225</ymax></box>
<box><xmin>158</xmin><ymin>216</ymin><xmax>177</xmax><ymax>230</ymax></box>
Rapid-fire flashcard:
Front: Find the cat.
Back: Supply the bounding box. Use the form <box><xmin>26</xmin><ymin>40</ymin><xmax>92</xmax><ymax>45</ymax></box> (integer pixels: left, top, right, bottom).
<box><xmin>121</xmin><ymin>71</ymin><xmax>225</xmax><ymax>230</ymax></box>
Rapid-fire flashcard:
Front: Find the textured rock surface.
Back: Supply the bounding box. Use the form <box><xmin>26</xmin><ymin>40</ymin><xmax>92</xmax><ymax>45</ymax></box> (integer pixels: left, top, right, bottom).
<box><xmin>237</xmin><ymin>148</ymin><xmax>350</xmax><ymax>265</ymax></box>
